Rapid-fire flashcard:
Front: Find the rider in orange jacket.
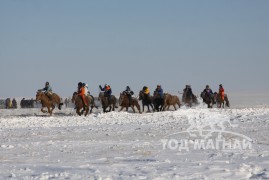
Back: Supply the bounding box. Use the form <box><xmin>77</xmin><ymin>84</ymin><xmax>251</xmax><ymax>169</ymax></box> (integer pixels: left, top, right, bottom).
<box><xmin>219</xmin><ymin>84</ymin><xmax>225</xmax><ymax>101</ymax></box>
<box><xmin>78</xmin><ymin>82</ymin><xmax>88</xmax><ymax>107</ymax></box>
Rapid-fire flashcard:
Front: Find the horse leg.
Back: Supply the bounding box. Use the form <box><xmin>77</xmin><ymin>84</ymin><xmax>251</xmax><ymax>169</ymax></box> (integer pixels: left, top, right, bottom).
<box><xmin>119</xmin><ymin>106</ymin><xmax>124</xmax><ymax>112</ymax></box>
<box><xmin>80</xmin><ymin>105</ymin><xmax>85</xmax><ymax>114</ymax></box>
<box><xmin>156</xmin><ymin>105</ymin><xmax>160</xmax><ymax>112</ymax></box>
<box><xmin>47</xmin><ymin>106</ymin><xmax>52</xmax><ymax>116</ymax></box>
<box><xmin>41</xmin><ymin>105</ymin><xmax>47</xmax><ymax>113</ymax></box>
<box><xmin>226</xmin><ymin>100</ymin><xmax>230</xmax><ymax>107</ymax></box>
<box><xmin>142</xmin><ymin>104</ymin><xmax>145</xmax><ymax>112</ymax></box>
<box><xmin>85</xmin><ymin>107</ymin><xmax>89</xmax><ymax>116</ymax></box>
<box><xmin>150</xmin><ymin>104</ymin><xmax>154</xmax><ymax>112</ymax></box>
<box><xmin>166</xmin><ymin>105</ymin><xmax>170</xmax><ymax>111</ymax></box>
<box><xmin>51</xmin><ymin>104</ymin><xmax>55</xmax><ymax>112</ymax></box>
<box><xmin>135</xmin><ymin>102</ymin><xmax>141</xmax><ymax>113</ymax></box>
<box><xmin>131</xmin><ymin>105</ymin><xmax>136</xmax><ymax>113</ymax></box>
<box><xmin>168</xmin><ymin>105</ymin><xmax>171</xmax><ymax>111</ymax></box>
<box><xmin>173</xmin><ymin>105</ymin><xmax>177</xmax><ymax>110</ymax></box>
<box><xmin>147</xmin><ymin>105</ymin><xmax>150</xmax><ymax>112</ymax></box>
<box><xmin>77</xmin><ymin>108</ymin><xmax>82</xmax><ymax>116</ymax></box>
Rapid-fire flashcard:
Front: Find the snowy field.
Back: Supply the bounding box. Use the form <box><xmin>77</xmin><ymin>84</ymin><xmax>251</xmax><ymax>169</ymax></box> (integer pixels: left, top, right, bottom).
<box><xmin>0</xmin><ymin>96</ymin><xmax>269</xmax><ymax>179</ymax></box>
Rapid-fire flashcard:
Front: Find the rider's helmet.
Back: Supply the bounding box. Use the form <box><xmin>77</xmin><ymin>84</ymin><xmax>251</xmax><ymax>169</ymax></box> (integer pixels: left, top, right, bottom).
<box><xmin>126</xmin><ymin>86</ymin><xmax>130</xmax><ymax>91</ymax></box>
<box><xmin>82</xmin><ymin>83</ymin><xmax>86</xmax><ymax>87</ymax></box>
<box><xmin>206</xmin><ymin>85</ymin><xmax>209</xmax><ymax>89</ymax></box>
<box><xmin>219</xmin><ymin>84</ymin><xmax>223</xmax><ymax>87</ymax></box>
<box><xmin>157</xmin><ymin>85</ymin><xmax>161</xmax><ymax>88</ymax></box>
<box><xmin>78</xmin><ymin>82</ymin><xmax>83</xmax><ymax>87</ymax></box>
<box><xmin>45</xmin><ymin>82</ymin><xmax>49</xmax><ymax>85</ymax></box>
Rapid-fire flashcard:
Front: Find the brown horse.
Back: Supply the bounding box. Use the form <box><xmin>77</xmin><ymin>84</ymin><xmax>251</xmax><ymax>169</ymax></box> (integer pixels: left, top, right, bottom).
<box><xmin>36</xmin><ymin>91</ymin><xmax>63</xmax><ymax>115</ymax></box>
<box><xmin>72</xmin><ymin>92</ymin><xmax>96</xmax><ymax>116</ymax></box>
<box><xmin>214</xmin><ymin>92</ymin><xmax>230</xmax><ymax>108</ymax></box>
<box><xmin>119</xmin><ymin>93</ymin><xmax>141</xmax><ymax>113</ymax></box>
<box><xmin>98</xmin><ymin>92</ymin><xmax>117</xmax><ymax>113</ymax></box>
<box><xmin>163</xmin><ymin>93</ymin><xmax>181</xmax><ymax>111</ymax></box>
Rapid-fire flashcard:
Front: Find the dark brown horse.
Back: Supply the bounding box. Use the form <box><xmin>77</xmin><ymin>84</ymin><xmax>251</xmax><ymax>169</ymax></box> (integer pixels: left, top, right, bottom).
<box><xmin>163</xmin><ymin>93</ymin><xmax>181</xmax><ymax>111</ymax></box>
<box><xmin>153</xmin><ymin>92</ymin><xmax>164</xmax><ymax>112</ymax></box>
<box><xmin>200</xmin><ymin>92</ymin><xmax>215</xmax><ymax>108</ymax></box>
<box><xmin>119</xmin><ymin>93</ymin><xmax>141</xmax><ymax>113</ymax></box>
<box><xmin>72</xmin><ymin>92</ymin><xmax>96</xmax><ymax>116</ymax></box>
<box><xmin>214</xmin><ymin>92</ymin><xmax>230</xmax><ymax>108</ymax></box>
<box><xmin>36</xmin><ymin>91</ymin><xmax>63</xmax><ymax>115</ymax></box>
<box><xmin>139</xmin><ymin>90</ymin><xmax>154</xmax><ymax>112</ymax></box>
<box><xmin>182</xmin><ymin>92</ymin><xmax>198</xmax><ymax>107</ymax></box>
<box><xmin>98</xmin><ymin>92</ymin><xmax>117</xmax><ymax>113</ymax></box>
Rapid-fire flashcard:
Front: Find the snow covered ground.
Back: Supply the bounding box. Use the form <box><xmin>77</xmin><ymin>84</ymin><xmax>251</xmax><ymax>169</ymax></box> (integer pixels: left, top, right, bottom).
<box><xmin>0</xmin><ymin>97</ymin><xmax>269</xmax><ymax>179</ymax></box>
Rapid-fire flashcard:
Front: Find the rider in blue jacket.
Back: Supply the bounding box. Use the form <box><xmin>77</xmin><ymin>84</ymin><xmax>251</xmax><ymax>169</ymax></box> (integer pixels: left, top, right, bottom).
<box><xmin>155</xmin><ymin>85</ymin><xmax>164</xmax><ymax>98</ymax></box>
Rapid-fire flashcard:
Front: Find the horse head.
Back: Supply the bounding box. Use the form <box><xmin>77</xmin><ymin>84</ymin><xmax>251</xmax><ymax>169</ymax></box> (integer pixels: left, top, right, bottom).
<box><xmin>138</xmin><ymin>90</ymin><xmax>144</xmax><ymax>100</ymax></box>
<box><xmin>119</xmin><ymin>93</ymin><xmax>126</xmax><ymax>105</ymax></box>
<box><xmin>72</xmin><ymin>92</ymin><xmax>78</xmax><ymax>103</ymax></box>
<box><xmin>98</xmin><ymin>92</ymin><xmax>105</xmax><ymax>101</ymax></box>
<box><xmin>200</xmin><ymin>92</ymin><xmax>205</xmax><ymax>99</ymax></box>
<box><xmin>36</xmin><ymin>91</ymin><xmax>43</xmax><ymax>101</ymax></box>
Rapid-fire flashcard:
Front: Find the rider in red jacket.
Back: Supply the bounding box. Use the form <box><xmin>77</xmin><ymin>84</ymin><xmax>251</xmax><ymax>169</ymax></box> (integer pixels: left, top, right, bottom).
<box><xmin>219</xmin><ymin>84</ymin><xmax>225</xmax><ymax>101</ymax></box>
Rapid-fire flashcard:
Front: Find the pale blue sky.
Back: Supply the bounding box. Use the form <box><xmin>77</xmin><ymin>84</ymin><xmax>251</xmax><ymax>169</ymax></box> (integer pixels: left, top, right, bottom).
<box><xmin>0</xmin><ymin>0</ymin><xmax>268</xmax><ymax>97</ymax></box>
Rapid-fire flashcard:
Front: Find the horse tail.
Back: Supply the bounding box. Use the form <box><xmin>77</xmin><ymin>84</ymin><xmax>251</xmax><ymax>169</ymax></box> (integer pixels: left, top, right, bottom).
<box><xmin>58</xmin><ymin>103</ymin><xmax>63</xmax><ymax>110</ymax></box>
<box><xmin>135</xmin><ymin>100</ymin><xmax>141</xmax><ymax>113</ymax></box>
<box><xmin>225</xmin><ymin>95</ymin><xmax>230</xmax><ymax>107</ymax></box>
<box><xmin>54</xmin><ymin>94</ymin><xmax>63</xmax><ymax>110</ymax></box>
<box><xmin>114</xmin><ymin>96</ymin><xmax>119</xmax><ymax>108</ymax></box>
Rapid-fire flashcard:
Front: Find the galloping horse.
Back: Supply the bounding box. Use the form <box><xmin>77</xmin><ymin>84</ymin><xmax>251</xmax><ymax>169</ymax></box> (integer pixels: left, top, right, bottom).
<box><xmin>182</xmin><ymin>93</ymin><xmax>198</xmax><ymax>107</ymax></box>
<box><xmin>153</xmin><ymin>92</ymin><xmax>164</xmax><ymax>112</ymax></box>
<box><xmin>163</xmin><ymin>93</ymin><xmax>181</xmax><ymax>111</ymax></box>
<box><xmin>119</xmin><ymin>93</ymin><xmax>141</xmax><ymax>113</ymax></box>
<box><xmin>98</xmin><ymin>92</ymin><xmax>117</xmax><ymax>113</ymax></box>
<box><xmin>36</xmin><ymin>91</ymin><xmax>63</xmax><ymax>115</ymax></box>
<box><xmin>72</xmin><ymin>92</ymin><xmax>96</xmax><ymax>116</ymax></box>
<box><xmin>139</xmin><ymin>90</ymin><xmax>154</xmax><ymax>112</ymax></box>
<box><xmin>214</xmin><ymin>92</ymin><xmax>230</xmax><ymax>108</ymax></box>
<box><xmin>200</xmin><ymin>92</ymin><xmax>215</xmax><ymax>108</ymax></box>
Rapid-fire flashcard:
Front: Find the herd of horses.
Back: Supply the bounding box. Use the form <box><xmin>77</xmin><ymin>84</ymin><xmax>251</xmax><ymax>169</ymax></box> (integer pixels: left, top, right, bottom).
<box><xmin>35</xmin><ymin>89</ymin><xmax>230</xmax><ymax>116</ymax></box>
